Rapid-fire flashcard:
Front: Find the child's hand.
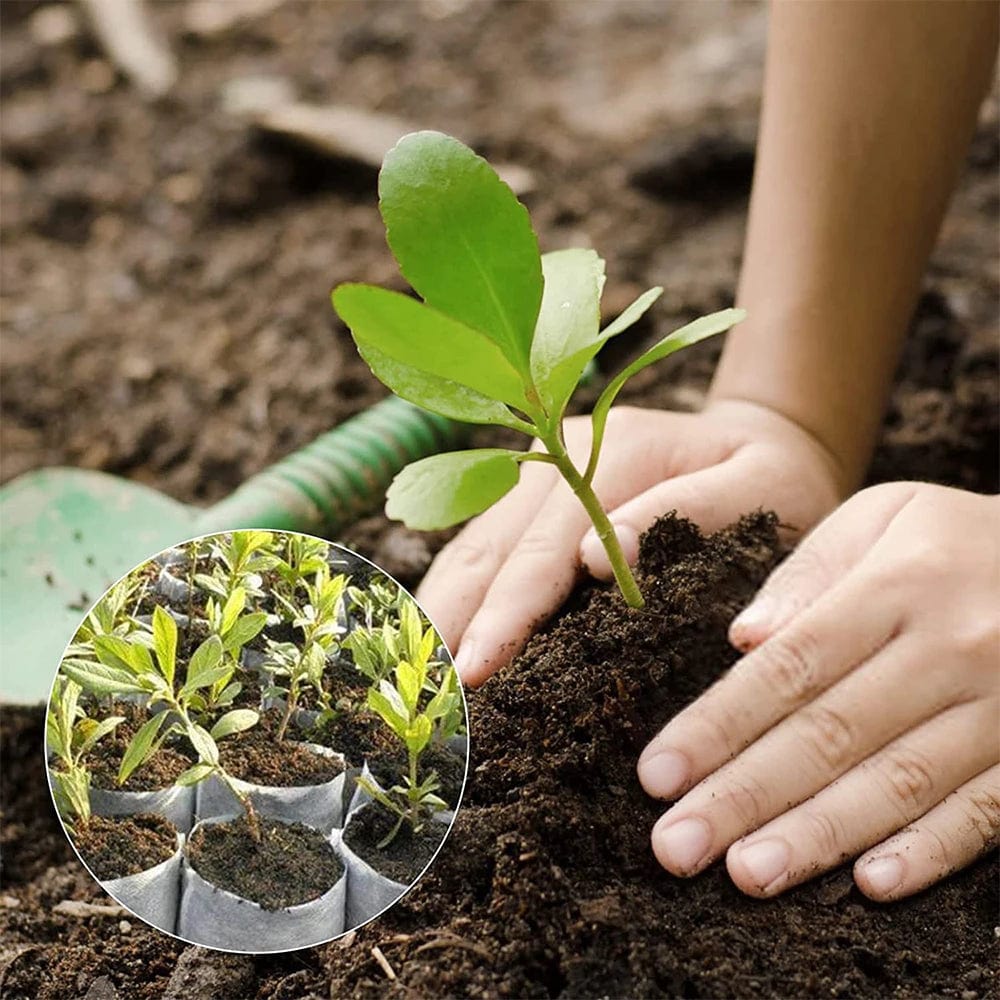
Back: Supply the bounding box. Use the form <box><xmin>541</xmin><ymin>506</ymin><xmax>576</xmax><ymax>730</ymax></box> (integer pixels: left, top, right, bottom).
<box><xmin>640</xmin><ymin>482</ymin><xmax>999</xmax><ymax>900</ymax></box>
<box><xmin>417</xmin><ymin>399</ymin><xmax>843</xmax><ymax>686</ymax></box>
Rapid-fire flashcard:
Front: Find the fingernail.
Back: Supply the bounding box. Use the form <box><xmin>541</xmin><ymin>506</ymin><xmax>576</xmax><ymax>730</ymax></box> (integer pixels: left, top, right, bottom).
<box><xmin>654</xmin><ymin>816</ymin><xmax>712</xmax><ymax>874</ymax></box>
<box><xmin>736</xmin><ymin>837</ymin><xmax>790</xmax><ymax>890</ymax></box>
<box><xmin>454</xmin><ymin>639</ymin><xmax>478</xmax><ymax>682</ymax></box>
<box><xmin>580</xmin><ymin>523</ymin><xmax>639</xmax><ymax>576</ymax></box>
<box><xmin>637</xmin><ymin>748</ymin><xmax>690</xmax><ymax>799</ymax></box>
<box><xmin>731</xmin><ymin>595</ymin><xmax>775</xmax><ymax>641</ymax></box>
<box><xmin>859</xmin><ymin>855</ymin><xmax>904</xmax><ymax>897</ymax></box>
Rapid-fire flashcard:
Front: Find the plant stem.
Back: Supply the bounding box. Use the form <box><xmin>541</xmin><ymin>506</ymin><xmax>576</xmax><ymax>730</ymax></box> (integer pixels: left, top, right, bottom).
<box><xmin>543</xmin><ymin>434</ymin><xmax>645</xmax><ymax>609</ymax></box>
<box><xmin>276</xmin><ymin>687</ymin><xmax>296</xmax><ymax>742</ymax></box>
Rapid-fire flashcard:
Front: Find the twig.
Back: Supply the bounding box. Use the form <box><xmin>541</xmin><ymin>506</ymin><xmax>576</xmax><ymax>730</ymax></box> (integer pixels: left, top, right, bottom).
<box><xmin>53</xmin><ymin>899</ymin><xmax>128</xmax><ymax>918</ymax></box>
<box><xmin>412</xmin><ymin>936</ymin><xmax>493</xmax><ymax>961</ymax></box>
<box><xmin>371</xmin><ymin>945</ymin><xmax>397</xmax><ymax>982</ymax></box>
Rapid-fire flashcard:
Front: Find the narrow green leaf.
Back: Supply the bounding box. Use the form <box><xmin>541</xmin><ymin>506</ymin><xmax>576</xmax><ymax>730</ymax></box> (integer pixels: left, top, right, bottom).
<box><xmin>529</xmin><ymin>249</ymin><xmax>605</xmax><ymax>416</ymax></box>
<box><xmin>379</xmin><ymin>131</ymin><xmax>543</xmax><ymax>374</ymax></box>
<box><xmin>180</xmin><ymin>664</ymin><xmax>232</xmax><ymax>698</ymax></box>
<box><xmin>396</xmin><ymin>660</ymin><xmax>421</xmax><ymax>715</ymax></box>
<box><xmin>60</xmin><ymin>659</ymin><xmax>147</xmax><ymax>697</ymax></box>
<box><xmin>175</xmin><ymin>763</ymin><xmax>215</xmax><ymax>787</ymax></box>
<box><xmin>367</xmin><ymin>688</ymin><xmax>409</xmax><ymax>741</ymax></box>
<box><xmin>187</xmin><ymin>635</ymin><xmax>223</xmax><ymax>685</ymax></box>
<box><xmin>117</xmin><ymin>711</ymin><xmax>167</xmax><ymax>785</ymax></box>
<box><xmin>354</xmin><ymin>340</ymin><xmax>534</xmax><ymax>432</ymax></box>
<box><xmin>222</xmin><ymin>613</ymin><xmax>267</xmax><ymax>654</ymax></box>
<box><xmin>188</xmin><ymin>724</ymin><xmax>219</xmax><ymax>765</ymax></box>
<box><xmin>209</xmin><ymin>709</ymin><xmax>259</xmax><ymax>741</ymax></box>
<box><xmin>585</xmin><ymin>308</ymin><xmax>746</xmax><ymax>482</ymax></box>
<box><xmin>333</xmin><ymin>285</ymin><xmax>529</xmax><ymax>408</ymax></box>
<box><xmin>93</xmin><ymin>635</ymin><xmax>137</xmax><ymax>675</ymax></box>
<box><xmin>46</xmin><ymin>711</ymin><xmax>68</xmax><ymax>762</ymax></box>
<box><xmin>220</xmin><ymin>587</ymin><xmax>246</xmax><ymax>636</ymax></box>
<box><xmin>404</xmin><ymin>714</ymin><xmax>433</xmax><ymax>756</ymax></box>
<box><xmin>598</xmin><ymin>285</ymin><xmax>663</xmax><ymax>340</ymax></box>
<box><xmin>152</xmin><ymin>606</ymin><xmax>177</xmax><ymax>686</ymax></box>
<box><xmin>127</xmin><ymin>641</ymin><xmax>155</xmax><ymax>677</ymax></box>
<box><xmin>77</xmin><ymin>715</ymin><xmax>125</xmax><ymax>758</ymax></box>
<box><xmin>385</xmin><ymin>449</ymin><xmax>522</xmax><ymax>531</ymax></box>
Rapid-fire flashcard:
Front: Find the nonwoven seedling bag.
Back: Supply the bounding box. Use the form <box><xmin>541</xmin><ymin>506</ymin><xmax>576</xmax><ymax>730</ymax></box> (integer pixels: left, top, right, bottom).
<box><xmin>339</xmin><ymin>807</ymin><xmax>408</xmax><ymax>929</ymax></box>
<box><xmin>100</xmin><ymin>831</ymin><xmax>184</xmax><ymax>935</ymax></box>
<box><xmin>195</xmin><ymin>743</ymin><xmax>346</xmax><ymax>832</ymax></box>
<box><xmin>177</xmin><ymin>817</ymin><xmax>346</xmax><ymax>951</ymax></box>
<box><xmin>90</xmin><ymin>782</ymin><xmax>196</xmax><ymax>834</ymax></box>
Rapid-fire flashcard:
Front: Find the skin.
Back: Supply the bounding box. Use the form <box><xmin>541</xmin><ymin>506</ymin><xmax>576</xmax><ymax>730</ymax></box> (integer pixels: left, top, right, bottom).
<box><xmin>417</xmin><ymin>0</ymin><xmax>1000</xmax><ymax>899</ymax></box>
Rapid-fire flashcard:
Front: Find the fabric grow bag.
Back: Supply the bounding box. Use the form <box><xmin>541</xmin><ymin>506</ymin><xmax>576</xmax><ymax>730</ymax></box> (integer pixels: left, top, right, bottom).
<box><xmin>90</xmin><ymin>782</ymin><xmax>196</xmax><ymax>834</ymax></box>
<box><xmin>195</xmin><ymin>743</ymin><xmax>346</xmax><ymax>832</ymax></box>
<box><xmin>177</xmin><ymin>817</ymin><xmax>346</xmax><ymax>951</ymax></box>
<box><xmin>99</xmin><ymin>831</ymin><xmax>183</xmax><ymax>936</ymax></box>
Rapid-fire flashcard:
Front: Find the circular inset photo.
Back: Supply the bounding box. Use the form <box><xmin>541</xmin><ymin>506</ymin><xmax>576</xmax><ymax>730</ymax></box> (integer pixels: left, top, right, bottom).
<box><xmin>45</xmin><ymin>530</ymin><xmax>468</xmax><ymax>953</ymax></box>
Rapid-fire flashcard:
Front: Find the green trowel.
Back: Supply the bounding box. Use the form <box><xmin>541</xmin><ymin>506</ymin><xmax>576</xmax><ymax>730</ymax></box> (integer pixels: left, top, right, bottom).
<box><xmin>0</xmin><ymin>396</ymin><xmax>464</xmax><ymax>703</ymax></box>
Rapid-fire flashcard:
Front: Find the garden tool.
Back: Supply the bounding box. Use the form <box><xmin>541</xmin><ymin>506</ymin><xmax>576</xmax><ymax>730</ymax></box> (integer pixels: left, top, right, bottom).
<box><xmin>0</xmin><ymin>396</ymin><xmax>464</xmax><ymax>702</ymax></box>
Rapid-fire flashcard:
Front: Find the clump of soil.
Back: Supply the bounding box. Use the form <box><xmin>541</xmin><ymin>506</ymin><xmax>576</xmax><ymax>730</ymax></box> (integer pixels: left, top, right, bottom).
<box><xmin>72</xmin><ymin>813</ymin><xmax>177</xmax><ymax>881</ymax></box>
<box><xmin>86</xmin><ymin>702</ymin><xmax>194</xmax><ymax>792</ymax></box>
<box><xmin>186</xmin><ymin>815</ymin><xmax>343</xmax><ymax>911</ymax></box>
<box><xmin>217</xmin><ymin>712</ymin><xmax>343</xmax><ymax>786</ymax></box>
<box><xmin>343</xmin><ymin>804</ymin><xmax>447</xmax><ymax>885</ymax></box>
<box><xmin>367</xmin><ymin>743</ymin><xmax>465</xmax><ymax>809</ymax></box>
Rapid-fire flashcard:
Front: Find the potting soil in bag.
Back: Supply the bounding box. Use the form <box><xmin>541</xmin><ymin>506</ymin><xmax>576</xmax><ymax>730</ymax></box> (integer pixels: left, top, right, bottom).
<box><xmin>339</xmin><ymin>830</ymin><xmax>408</xmax><ymax>928</ymax></box>
<box><xmin>90</xmin><ymin>783</ymin><xmax>196</xmax><ymax>834</ymax></box>
<box><xmin>177</xmin><ymin>817</ymin><xmax>346</xmax><ymax>951</ymax></box>
<box><xmin>100</xmin><ymin>834</ymin><xmax>184</xmax><ymax>936</ymax></box>
<box><xmin>195</xmin><ymin>743</ymin><xmax>346</xmax><ymax>832</ymax></box>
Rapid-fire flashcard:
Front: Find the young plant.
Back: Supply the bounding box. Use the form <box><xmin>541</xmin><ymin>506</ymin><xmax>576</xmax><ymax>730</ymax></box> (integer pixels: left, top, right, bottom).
<box><xmin>271</xmin><ymin>534</ymin><xmax>330</xmax><ymax>595</ymax></box>
<box><xmin>201</xmin><ymin>586</ymin><xmax>267</xmax><ymax>711</ymax></box>
<box><xmin>332</xmin><ymin>132</ymin><xmax>746</xmax><ymax>608</ymax></box>
<box><xmin>194</xmin><ymin>530</ymin><xmax>278</xmax><ymax>602</ymax></box>
<box><xmin>61</xmin><ymin>607</ymin><xmax>262</xmax><ymax>839</ymax></box>
<box><xmin>47</xmin><ymin>676</ymin><xmax>125</xmax><ymax>831</ymax></box>
<box><xmin>346</xmin><ymin>575</ymin><xmax>405</xmax><ymax>629</ymax></box>
<box><xmin>64</xmin><ymin>572</ymin><xmax>146</xmax><ymax>659</ymax></box>
<box><xmin>263</xmin><ymin>638</ymin><xmax>329</xmax><ymax>740</ymax></box>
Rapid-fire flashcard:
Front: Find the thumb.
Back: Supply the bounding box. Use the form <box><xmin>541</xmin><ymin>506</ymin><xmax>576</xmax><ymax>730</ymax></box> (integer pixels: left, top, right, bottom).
<box><xmin>729</xmin><ymin>482</ymin><xmax>918</xmax><ymax>651</ymax></box>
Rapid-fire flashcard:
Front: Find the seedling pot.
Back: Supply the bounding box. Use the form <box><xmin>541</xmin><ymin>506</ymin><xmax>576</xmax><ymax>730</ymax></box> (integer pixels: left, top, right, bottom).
<box><xmin>177</xmin><ymin>815</ymin><xmax>346</xmax><ymax>952</ymax></box>
<box><xmin>100</xmin><ymin>830</ymin><xmax>184</xmax><ymax>936</ymax></box>
<box><xmin>339</xmin><ymin>825</ymin><xmax>407</xmax><ymax>928</ymax></box>
<box><xmin>90</xmin><ymin>782</ymin><xmax>196</xmax><ymax>834</ymax></box>
<box><xmin>195</xmin><ymin>743</ymin><xmax>346</xmax><ymax>832</ymax></box>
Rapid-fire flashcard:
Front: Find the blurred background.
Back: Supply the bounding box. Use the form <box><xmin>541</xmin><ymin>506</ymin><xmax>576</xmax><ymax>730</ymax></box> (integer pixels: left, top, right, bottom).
<box><xmin>1</xmin><ymin>0</ymin><xmax>997</xmax><ymax>587</ymax></box>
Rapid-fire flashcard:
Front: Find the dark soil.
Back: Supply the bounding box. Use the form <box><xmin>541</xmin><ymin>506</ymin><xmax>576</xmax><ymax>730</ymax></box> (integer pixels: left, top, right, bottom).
<box><xmin>85</xmin><ymin>703</ymin><xmax>194</xmax><ymax>792</ymax></box>
<box><xmin>186</xmin><ymin>815</ymin><xmax>344</xmax><ymax>911</ymax></box>
<box><xmin>343</xmin><ymin>804</ymin><xmax>447</xmax><ymax>885</ymax></box>
<box><xmin>305</xmin><ymin>709</ymin><xmax>395</xmax><ymax>767</ymax></box>
<box><xmin>71</xmin><ymin>814</ymin><xmax>177</xmax><ymax>882</ymax></box>
<box><xmin>217</xmin><ymin>712</ymin><xmax>343</xmax><ymax>787</ymax></box>
<box><xmin>1</xmin><ymin>1</ymin><xmax>996</xmax><ymax>998</ymax></box>
<box><xmin>367</xmin><ymin>742</ymin><xmax>466</xmax><ymax>810</ymax></box>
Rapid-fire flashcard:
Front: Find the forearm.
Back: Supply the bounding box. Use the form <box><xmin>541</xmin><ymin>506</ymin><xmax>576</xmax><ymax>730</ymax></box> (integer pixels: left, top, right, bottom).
<box><xmin>710</xmin><ymin>0</ymin><xmax>997</xmax><ymax>493</ymax></box>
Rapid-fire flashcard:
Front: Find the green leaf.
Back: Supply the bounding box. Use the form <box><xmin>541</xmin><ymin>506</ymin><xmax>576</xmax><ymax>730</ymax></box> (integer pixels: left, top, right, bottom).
<box><xmin>396</xmin><ymin>660</ymin><xmax>421</xmax><ymax>715</ymax></box>
<box><xmin>117</xmin><ymin>711</ymin><xmax>167</xmax><ymax>785</ymax></box>
<box><xmin>60</xmin><ymin>659</ymin><xmax>147</xmax><ymax>697</ymax></box>
<box><xmin>152</xmin><ymin>606</ymin><xmax>177</xmax><ymax>686</ymax></box>
<box><xmin>222</xmin><ymin>613</ymin><xmax>267</xmax><ymax>655</ymax></box>
<box><xmin>585</xmin><ymin>308</ymin><xmax>746</xmax><ymax>482</ymax></box>
<box><xmin>187</xmin><ymin>635</ymin><xmax>223</xmax><ymax>686</ymax></box>
<box><xmin>353</xmin><ymin>340</ymin><xmax>533</xmax><ymax>432</ymax></box>
<box><xmin>76</xmin><ymin>715</ymin><xmax>125</xmax><ymax>757</ymax></box>
<box><xmin>385</xmin><ymin>449</ymin><xmax>522</xmax><ymax>531</ymax></box>
<box><xmin>188</xmin><ymin>724</ymin><xmax>219</xmax><ymax>765</ymax></box>
<box><xmin>404</xmin><ymin>714</ymin><xmax>432</xmax><ymax>756</ymax></box>
<box><xmin>598</xmin><ymin>285</ymin><xmax>663</xmax><ymax>340</ymax></box>
<box><xmin>220</xmin><ymin>587</ymin><xmax>246</xmax><ymax>636</ymax></box>
<box><xmin>93</xmin><ymin>635</ymin><xmax>138</xmax><ymax>674</ymax></box>
<box><xmin>333</xmin><ymin>285</ymin><xmax>529</xmax><ymax>408</ymax></box>
<box><xmin>210</xmin><ymin>709</ymin><xmax>259</xmax><ymax>741</ymax></box>
<box><xmin>180</xmin><ymin>665</ymin><xmax>232</xmax><ymax>698</ymax></box>
<box><xmin>46</xmin><ymin>711</ymin><xmax>68</xmax><ymax>762</ymax></box>
<box><xmin>175</xmin><ymin>763</ymin><xmax>215</xmax><ymax>787</ymax></box>
<box><xmin>215</xmin><ymin>682</ymin><xmax>242</xmax><ymax>706</ymax></box>
<box><xmin>379</xmin><ymin>130</ymin><xmax>543</xmax><ymax>375</ymax></box>
<box><xmin>367</xmin><ymin>688</ymin><xmax>409</xmax><ymax>741</ymax></box>
<box><xmin>529</xmin><ymin>249</ymin><xmax>606</xmax><ymax>416</ymax></box>
<box><xmin>127</xmin><ymin>641</ymin><xmax>155</xmax><ymax>677</ymax></box>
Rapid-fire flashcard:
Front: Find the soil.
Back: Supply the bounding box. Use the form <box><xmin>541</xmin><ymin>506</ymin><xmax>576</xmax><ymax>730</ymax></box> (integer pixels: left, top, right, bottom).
<box><xmin>343</xmin><ymin>804</ymin><xmax>448</xmax><ymax>885</ymax></box>
<box><xmin>186</xmin><ymin>815</ymin><xmax>344</xmax><ymax>911</ymax></box>
<box><xmin>71</xmin><ymin>813</ymin><xmax>177</xmax><ymax>882</ymax></box>
<box><xmin>305</xmin><ymin>708</ymin><xmax>396</xmax><ymax>767</ymax></box>
<box><xmin>216</xmin><ymin>711</ymin><xmax>344</xmax><ymax>787</ymax></box>
<box><xmin>1</xmin><ymin>1</ymin><xmax>996</xmax><ymax>998</ymax></box>
<box><xmin>86</xmin><ymin>702</ymin><xmax>194</xmax><ymax>792</ymax></box>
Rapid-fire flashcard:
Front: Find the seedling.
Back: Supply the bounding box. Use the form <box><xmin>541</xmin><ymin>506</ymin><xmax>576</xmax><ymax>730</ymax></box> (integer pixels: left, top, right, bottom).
<box><xmin>270</xmin><ymin>533</ymin><xmax>330</xmax><ymax>595</ymax></box>
<box><xmin>201</xmin><ymin>586</ymin><xmax>267</xmax><ymax>711</ymax></box>
<box><xmin>65</xmin><ymin>573</ymin><xmax>146</xmax><ymax>659</ymax></box>
<box><xmin>333</xmin><ymin>132</ymin><xmax>745</xmax><ymax>607</ymax></box>
<box><xmin>194</xmin><ymin>530</ymin><xmax>278</xmax><ymax>602</ymax></box>
<box><xmin>47</xmin><ymin>676</ymin><xmax>125</xmax><ymax>831</ymax></box>
<box><xmin>346</xmin><ymin>575</ymin><xmax>405</xmax><ymax>629</ymax></box>
<box><xmin>61</xmin><ymin>607</ymin><xmax>263</xmax><ymax>839</ymax></box>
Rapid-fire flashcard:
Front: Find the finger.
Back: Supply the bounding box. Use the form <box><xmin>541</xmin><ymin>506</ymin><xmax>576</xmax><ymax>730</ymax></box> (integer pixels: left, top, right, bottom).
<box><xmin>854</xmin><ymin>763</ymin><xmax>1000</xmax><ymax>902</ymax></box>
<box><xmin>454</xmin><ymin>476</ymin><xmax>593</xmax><ymax>687</ymax></box>
<box><xmin>638</xmin><ymin>561</ymin><xmax>902</xmax><ymax>800</ymax></box>
<box><xmin>580</xmin><ymin>454</ymin><xmax>756</xmax><ymax>580</ymax></box>
<box><xmin>415</xmin><ymin>456</ymin><xmax>559</xmax><ymax>648</ymax></box>
<box><xmin>722</xmin><ymin>699</ymin><xmax>996</xmax><ymax>897</ymax></box>
<box><xmin>729</xmin><ymin>483</ymin><xmax>918</xmax><ymax>651</ymax></box>
<box><xmin>645</xmin><ymin>633</ymin><xmax>951</xmax><ymax>875</ymax></box>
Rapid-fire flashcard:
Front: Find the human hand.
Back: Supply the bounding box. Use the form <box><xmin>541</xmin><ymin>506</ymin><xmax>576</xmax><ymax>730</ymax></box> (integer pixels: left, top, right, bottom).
<box><xmin>417</xmin><ymin>399</ymin><xmax>843</xmax><ymax>686</ymax></box>
<box><xmin>639</xmin><ymin>482</ymin><xmax>999</xmax><ymax>901</ymax></box>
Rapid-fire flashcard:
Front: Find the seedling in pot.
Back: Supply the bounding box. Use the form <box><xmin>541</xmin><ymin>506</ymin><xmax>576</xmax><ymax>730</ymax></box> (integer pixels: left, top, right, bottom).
<box><xmin>332</xmin><ymin>131</ymin><xmax>746</xmax><ymax>608</ymax></box>
<box><xmin>201</xmin><ymin>585</ymin><xmax>268</xmax><ymax>711</ymax></box>
<box><xmin>347</xmin><ymin>575</ymin><xmax>405</xmax><ymax>629</ymax></box>
<box><xmin>194</xmin><ymin>530</ymin><xmax>279</xmax><ymax>602</ymax></box>
<box><xmin>47</xmin><ymin>676</ymin><xmax>125</xmax><ymax>832</ymax></box>
<box><xmin>343</xmin><ymin>596</ymin><xmax>440</xmax><ymax>687</ymax></box>
<box><xmin>61</xmin><ymin>606</ymin><xmax>264</xmax><ymax>839</ymax></box>
<box><xmin>64</xmin><ymin>574</ymin><xmax>147</xmax><ymax>659</ymax></box>
<box><xmin>270</xmin><ymin>533</ymin><xmax>330</xmax><ymax>597</ymax></box>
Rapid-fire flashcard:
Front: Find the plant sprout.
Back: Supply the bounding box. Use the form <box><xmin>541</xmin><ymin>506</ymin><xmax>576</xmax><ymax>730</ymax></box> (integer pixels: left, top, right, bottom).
<box><xmin>201</xmin><ymin>586</ymin><xmax>267</xmax><ymax>712</ymax></box>
<box><xmin>332</xmin><ymin>131</ymin><xmax>745</xmax><ymax>608</ymax></box>
<box><xmin>194</xmin><ymin>530</ymin><xmax>278</xmax><ymax>602</ymax></box>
